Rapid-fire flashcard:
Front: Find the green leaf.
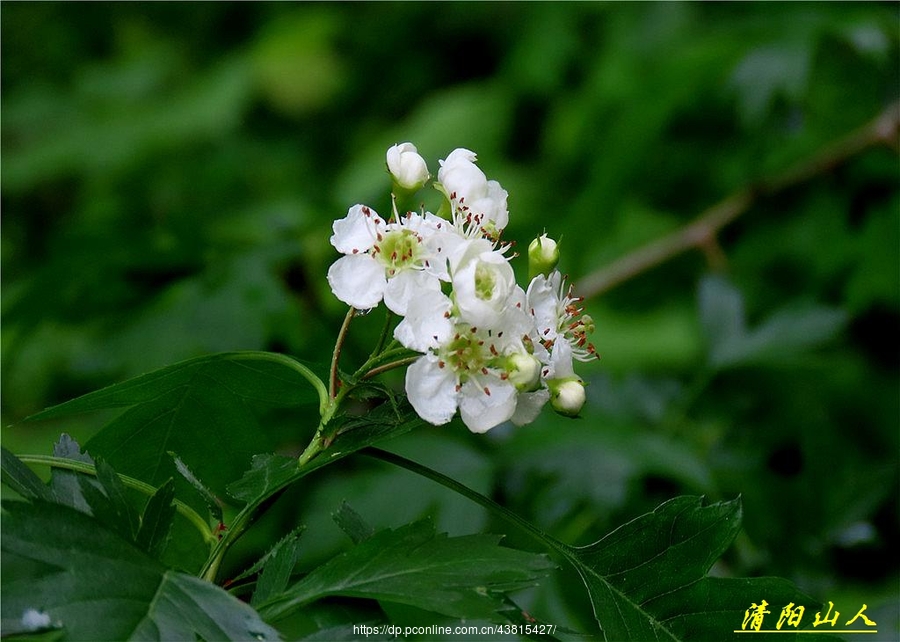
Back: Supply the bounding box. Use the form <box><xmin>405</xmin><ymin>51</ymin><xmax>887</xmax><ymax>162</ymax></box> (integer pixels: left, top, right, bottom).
<box><xmin>227</xmin><ymin>400</ymin><xmax>421</xmax><ymax>503</ymax></box>
<box><xmin>48</xmin><ymin>434</ymin><xmax>95</xmax><ymax>512</ymax></box>
<box><xmin>170</xmin><ymin>452</ymin><xmax>223</xmax><ymax>523</ymax></box>
<box><xmin>258</xmin><ymin>518</ymin><xmax>554</xmax><ymax>622</ymax></box>
<box><xmin>25</xmin><ymin>352</ymin><xmax>326</xmax><ymax>496</ymax></box>
<box><xmin>1</xmin><ymin>500</ymin><xmax>280</xmax><ymax>641</ymax></box>
<box><xmin>564</xmin><ymin>496</ymin><xmax>821</xmax><ymax>641</ymax></box>
<box><xmin>136</xmin><ymin>479</ymin><xmax>177</xmax><ymax>558</ymax></box>
<box><xmin>252</xmin><ymin>528</ymin><xmax>305</xmax><ymax>608</ymax></box>
<box><xmin>94</xmin><ymin>458</ymin><xmax>140</xmax><ymax>540</ymax></box>
<box><xmin>332</xmin><ymin>501</ymin><xmax>375</xmax><ymax>544</ymax></box>
<box><xmin>0</xmin><ymin>446</ymin><xmax>53</xmax><ymax>502</ymax></box>
<box><xmin>368</xmin><ymin>450</ymin><xmax>825</xmax><ymax>642</ymax></box>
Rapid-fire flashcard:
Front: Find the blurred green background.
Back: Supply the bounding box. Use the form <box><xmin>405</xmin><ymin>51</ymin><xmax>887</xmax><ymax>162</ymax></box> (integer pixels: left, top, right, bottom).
<box><xmin>3</xmin><ymin>2</ymin><xmax>898</xmax><ymax>636</ymax></box>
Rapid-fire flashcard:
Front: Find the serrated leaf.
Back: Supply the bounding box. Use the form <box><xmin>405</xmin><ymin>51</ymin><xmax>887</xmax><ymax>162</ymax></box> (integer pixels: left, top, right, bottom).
<box><xmin>25</xmin><ymin>352</ymin><xmax>323</xmax><ymax>496</ymax></box>
<box><xmin>258</xmin><ymin>518</ymin><xmax>554</xmax><ymax>622</ymax></box>
<box><xmin>170</xmin><ymin>452</ymin><xmax>223</xmax><ymax>523</ymax></box>
<box><xmin>252</xmin><ymin>529</ymin><xmax>304</xmax><ymax>608</ymax></box>
<box><xmin>227</xmin><ymin>400</ymin><xmax>421</xmax><ymax>503</ymax></box>
<box><xmin>1</xmin><ymin>500</ymin><xmax>280</xmax><ymax>641</ymax></box>
<box><xmin>0</xmin><ymin>446</ymin><xmax>53</xmax><ymax>502</ymax></box>
<box><xmin>563</xmin><ymin>496</ymin><xmax>823</xmax><ymax>641</ymax></box>
<box><xmin>332</xmin><ymin>502</ymin><xmax>375</xmax><ymax>544</ymax></box>
<box><xmin>49</xmin><ymin>434</ymin><xmax>95</xmax><ymax>512</ymax></box>
<box><xmin>136</xmin><ymin>479</ymin><xmax>177</xmax><ymax>558</ymax></box>
<box><xmin>369</xmin><ymin>450</ymin><xmax>827</xmax><ymax>642</ymax></box>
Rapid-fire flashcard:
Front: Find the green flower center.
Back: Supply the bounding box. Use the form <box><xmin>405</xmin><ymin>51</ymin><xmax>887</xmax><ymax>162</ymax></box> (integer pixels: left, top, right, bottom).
<box><xmin>474</xmin><ymin>264</ymin><xmax>496</xmax><ymax>300</ymax></box>
<box><xmin>375</xmin><ymin>229</ymin><xmax>421</xmax><ymax>276</ymax></box>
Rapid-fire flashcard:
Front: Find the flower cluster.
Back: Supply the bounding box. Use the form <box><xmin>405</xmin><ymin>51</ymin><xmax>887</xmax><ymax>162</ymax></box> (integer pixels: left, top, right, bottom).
<box><xmin>327</xmin><ymin>143</ymin><xmax>597</xmax><ymax>433</ymax></box>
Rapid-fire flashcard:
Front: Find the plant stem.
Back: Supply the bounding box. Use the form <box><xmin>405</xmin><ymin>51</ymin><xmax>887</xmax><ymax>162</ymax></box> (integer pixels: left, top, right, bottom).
<box><xmin>17</xmin><ymin>454</ymin><xmax>215</xmax><ymax>544</ymax></box>
<box><xmin>362</xmin><ymin>447</ymin><xmax>573</xmax><ymax>558</ymax></box>
<box><xmin>576</xmin><ymin>101</ymin><xmax>900</xmax><ymax>299</ymax></box>
<box><xmin>329</xmin><ymin>308</ymin><xmax>356</xmax><ymax>400</ymax></box>
<box><xmin>361</xmin><ymin>356</ymin><xmax>420</xmax><ymax>380</ymax></box>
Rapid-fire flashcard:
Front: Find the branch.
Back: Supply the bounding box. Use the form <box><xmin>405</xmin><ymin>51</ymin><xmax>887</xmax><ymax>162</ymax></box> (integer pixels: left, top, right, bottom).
<box><xmin>576</xmin><ymin>101</ymin><xmax>900</xmax><ymax>300</ymax></box>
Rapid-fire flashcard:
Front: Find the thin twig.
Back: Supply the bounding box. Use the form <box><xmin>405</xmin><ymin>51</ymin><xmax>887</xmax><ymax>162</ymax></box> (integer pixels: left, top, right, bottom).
<box><xmin>576</xmin><ymin>101</ymin><xmax>900</xmax><ymax>300</ymax></box>
<box><xmin>329</xmin><ymin>307</ymin><xmax>356</xmax><ymax>399</ymax></box>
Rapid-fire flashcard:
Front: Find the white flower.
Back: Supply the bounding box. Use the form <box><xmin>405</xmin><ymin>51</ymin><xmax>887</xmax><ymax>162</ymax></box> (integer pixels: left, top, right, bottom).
<box><xmin>386</xmin><ymin>142</ymin><xmax>429</xmax><ymax>191</ymax></box>
<box><xmin>327</xmin><ymin>204</ymin><xmax>456</xmax><ymax>315</ymax></box>
<box><xmin>526</xmin><ymin>271</ymin><xmax>597</xmax><ymax>361</ymax></box>
<box><xmin>437</xmin><ymin>148</ymin><xmax>509</xmax><ymax>239</ymax></box>
<box><xmin>395</xmin><ymin>289</ymin><xmax>539</xmax><ymax>433</ymax></box>
<box><xmin>449</xmin><ymin>238</ymin><xmax>518</xmax><ymax>329</ymax></box>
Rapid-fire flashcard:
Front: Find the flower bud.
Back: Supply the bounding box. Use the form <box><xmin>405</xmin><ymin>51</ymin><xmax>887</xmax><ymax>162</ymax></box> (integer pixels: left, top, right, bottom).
<box><xmin>505</xmin><ymin>351</ymin><xmax>542</xmax><ymax>391</ymax></box>
<box><xmin>528</xmin><ymin>234</ymin><xmax>560</xmax><ymax>279</ymax></box>
<box><xmin>548</xmin><ymin>377</ymin><xmax>585</xmax><ymax>417</ymax></box>
<box><xmin>387</xmin><ymin>142</ymin><xmax>430</xmax><ymax>192</ymax></box>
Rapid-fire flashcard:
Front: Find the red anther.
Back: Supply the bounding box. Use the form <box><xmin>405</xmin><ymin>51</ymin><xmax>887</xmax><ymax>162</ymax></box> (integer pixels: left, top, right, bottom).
<box><xmin>377</xmin><ymin>232</ymin><xmax>383</xmax><ymax>241</ymax></box>
<box><xmin>483</xmin><ymin>387</ymin><xmax>491</xmax><ymax>396</ymax></box>
<box><xmin>481</xmin><ymin>367</ymin><xmax>489</xmax><ymax>375</ymax></box>
<box><xmin>352</xmin><ymin>248</ymin><xmax>359</xmax><ymax>254</ymax></box>
<box><xmin>478</xmin><ymin>340</ymin><xmax>484</xmax><ymax>346</ymax></box>
<box><xmin>489</xmin><ymin>345</ymin><xmax>498</xmax><ymax>355</ymax></box>
<box><xmin>455</xmin><ymin>384</ymin><xmax>462</xmax><ymax>392</ymax></box>
<box><xmin>470</xmin><ymin>327</ymin><xmax>477</xmax><ymax>333</ymax></box>
<box><xmin>438</xmin><ymin>360</ymin><xmax>445</xmax><ymax>368</ymax></box>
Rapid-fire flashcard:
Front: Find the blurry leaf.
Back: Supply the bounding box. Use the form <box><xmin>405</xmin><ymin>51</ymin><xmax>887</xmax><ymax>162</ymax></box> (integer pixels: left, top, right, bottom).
<box><xmin>251</xmin><ymin>11</ymin><xmax>344</xmax><ymax>115</ymax></box>
<box><xmin>730</xmin><ymin>43</ymin><xmax>812</xmax><ymax>125</ymax></box>
<box><xmin>252</xmin><ymin>528</ymin><xmax>305</xmax><ymax>608</ymax></box>
<box><xmin>0</xmin><ymin>446</ymin><xmax>53</xmax><ymax>502</ymax></box>
<box><xmin>171</xmin><ymin>452</ymin><xmax>223</xmax><ymax>523</ymax></box>
<box><xmin>136</xmin><ymin>479</ymin><xmax>177</xmax><ymax>559</ymax></box>
<box><xmin>332</xmin><ymin>502</ymin><xmax>375</xmax><ymax>544</ymax></box>
<box><xmin>258</xmin><ymin>518</ymin><xmax>554</xmax><ymax>622</ymax></box>
<box><xmin>1</xmin><ymin>501</ymin><xmax>280</xmax><ymax>641</ymax></box>
<box><xmin>699</xmin><ymin>275</ymin><xmax>847</xmax><ymax>369</ymax></box>
<box><xmin>4</xmin><ymin>56</ymin><xmax>254</xmax><ymax>192</ymax></box>
<box><xmin>26</xmin><ymin>352</ymin><xmax>324</xmax><ymax>495</ymax></box>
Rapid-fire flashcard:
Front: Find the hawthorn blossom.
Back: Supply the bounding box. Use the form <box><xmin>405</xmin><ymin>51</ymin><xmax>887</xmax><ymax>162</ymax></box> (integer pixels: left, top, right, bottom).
<box><xmin>437</xmin><ymin>148</ymin><xmax>509</xmax><ymax>240</ymax></box>
<box><xmin>394</xmin><ymin>289</ymin><xmax>541</xmax><ymax>433</ymax></box>
<box><xmin>386</xmin><ymin>142</ymin><xmax>429</xmax><ymax>191</ymax></box>
<box><xmin>327</xmin><ymin>204</ymin><xmax>456</xmax><ymax>315</ymax></box>
<box><xmin>526</xmin><ymin>270</ymin><xmax>598</xmax><ymax>362</ymax></box>
<box><xmin>449</xmin><ymin>238</ymin><xmax>518</xmax><ymax>329</ymax></box>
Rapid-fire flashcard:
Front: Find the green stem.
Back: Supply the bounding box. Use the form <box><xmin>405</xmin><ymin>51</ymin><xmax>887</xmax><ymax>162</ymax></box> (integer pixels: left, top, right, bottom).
<box><xmin>330</xmin><ymin>308</ymin><xmax>357</xmax><ymax>400</ymax></box>
<box><xmin>17</xmin><ymin>454</ymin><xmax>215</xmax><ymax>545</ymax></box>
<box><xmin>370</xmin><ymin>310</ymin><xmax>396</xmax><ymax>361</ymax></box>
<box><xmin>232</xmin><ymin>351</ymin><xmax>330</xmax><ymax>418</ymax></box>
<box><xmin>362</xmin><ymin>447</ymin><xmax>572</xmax><ymax>558</ymax></box>
<box><xmin>361</xmin><ymin>356</ymin><xmax>419</xmax><ymax>380</ymax></box>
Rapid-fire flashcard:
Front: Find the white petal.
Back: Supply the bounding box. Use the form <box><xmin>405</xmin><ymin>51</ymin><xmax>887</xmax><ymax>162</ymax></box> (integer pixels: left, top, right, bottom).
<box><xmin>526</xmin><ymin>274</ymin><xmax>561</xmax><ymax>340</ymax></box>
<box><xmin>510</xmin><ymin>389</ymin><xmax>550</xmax><ymax>426</ymax></box>
<box><xmin>393</xmin><ymin>289</ymin><xmax>453</xmax><ymax>352</ymax></box>
<box><xmin>405</xmin><ymin>355</ymin><xmax>459</xmax><ymax>426</ymax></box>
<box><xmin>459</xmin><ymin>378</ymin><xmax>517</xmax><ymax>433</ymax></box>
<box><xmin>327</xmin><ymin>254</ymin><xmax>386</xmax><ymax>310</ymax></box>
<box><xmin>546</xmin><ymin>340</ymin><xmax>576</xmax><ymax>380</ymax></box>
<box><xmin>383</xmin><ymin>269</ymin><xmax>440</xmax><ymax>316</ymax></box>
<box><xmin>330</xmin><ymin>204</ymin><xmax>383</xmax><ymax>255</ymax></box>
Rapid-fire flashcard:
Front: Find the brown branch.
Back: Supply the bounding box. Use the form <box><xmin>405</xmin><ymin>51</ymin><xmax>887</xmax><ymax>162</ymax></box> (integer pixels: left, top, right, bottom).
<box><xmin>576</xmin><ymin>100</ymin><xmax>900</xmax><ymax>300</ymax></box>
